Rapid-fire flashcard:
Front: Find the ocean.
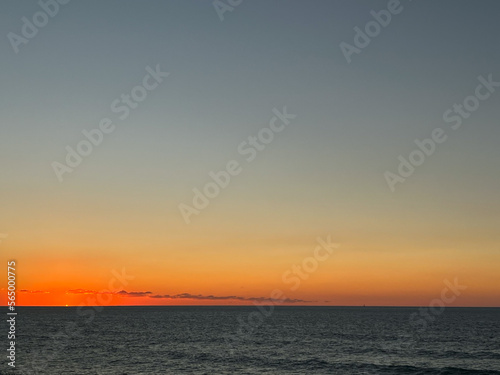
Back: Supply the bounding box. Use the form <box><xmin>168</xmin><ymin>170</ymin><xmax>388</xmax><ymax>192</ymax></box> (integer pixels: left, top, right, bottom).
<box><xmin>6</xmin><ymin>306</ymin><xmax>500</xmax><ymax>374</ymax></box>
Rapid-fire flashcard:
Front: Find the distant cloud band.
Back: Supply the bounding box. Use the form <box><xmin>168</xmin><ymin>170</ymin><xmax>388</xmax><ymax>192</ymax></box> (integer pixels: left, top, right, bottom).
<box><xmin>65</xmin><ymin>289</ymin><xmax>308</xmax><ymax>303</ymax></box>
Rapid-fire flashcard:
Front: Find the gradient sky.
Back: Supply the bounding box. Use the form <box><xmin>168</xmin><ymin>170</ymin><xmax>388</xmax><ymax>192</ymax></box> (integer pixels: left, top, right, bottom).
<box><xmin>1</xmin><ymin>0</ymin><xmax>499</xmax><ymax>307</ymax></box>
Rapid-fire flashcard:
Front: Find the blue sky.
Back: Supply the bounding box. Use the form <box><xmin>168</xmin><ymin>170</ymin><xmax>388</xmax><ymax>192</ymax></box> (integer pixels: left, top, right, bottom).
<box><xmin>1</xmin><ymin>0</ymin><xmax>499</xmax><ymax>306</ymax></box>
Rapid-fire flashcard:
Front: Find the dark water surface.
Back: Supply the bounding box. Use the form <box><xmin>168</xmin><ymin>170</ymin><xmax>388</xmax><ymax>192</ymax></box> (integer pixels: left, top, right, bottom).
<box><xmin>5</xmin><ymin>306</ymin><xmax>500</xmax><ymax>374</ymax></box>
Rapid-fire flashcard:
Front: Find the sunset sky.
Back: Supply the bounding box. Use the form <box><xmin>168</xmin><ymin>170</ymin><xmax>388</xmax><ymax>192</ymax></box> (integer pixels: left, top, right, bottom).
<box><xmin>1</xmin><ymin>0</ymin><xmax>499</xmax><ymax>307</ymax></box>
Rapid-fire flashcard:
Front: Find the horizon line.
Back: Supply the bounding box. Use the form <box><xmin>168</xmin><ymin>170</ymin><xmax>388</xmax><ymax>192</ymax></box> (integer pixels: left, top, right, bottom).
<box><xmin>7</xmin><ymin>304</ymin><xmax>500</xmax><ymax>308</ymax></box>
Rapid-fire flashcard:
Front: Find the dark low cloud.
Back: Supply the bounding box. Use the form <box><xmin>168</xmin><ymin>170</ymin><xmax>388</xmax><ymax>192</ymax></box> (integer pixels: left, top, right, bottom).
<box><xmin>148</xmin><ymin>293</ymin><xmax>309</xmax><ymax>303</ymax></box>
<box><xmin>116</xmin><ymin>290</ymin><xmax>152</xmax><ymax>297</ymax></box>
<box><xmin>66</xmin><ymin>289</ymin><xmax>100</xmax><ymax>295</ymax></box>
<box><xmin>64</xmin><ymin>289</ymin><xmax>309</xmax><ymax>303</ymax></box>
<box><xmin>19</xmin><ymin>289</ymin><xmax>49</xmax><ymax>294</ymax></box>
<box><xmin>66</xmin><ymin>289</ymin><xmax>151</xmax><ymax>297</ymax></box>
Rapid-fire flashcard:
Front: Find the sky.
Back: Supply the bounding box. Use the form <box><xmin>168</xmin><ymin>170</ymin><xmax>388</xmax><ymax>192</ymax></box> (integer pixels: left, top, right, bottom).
<box><xmin>1</xmin><ymin>0</ymin><xmax>499</xmax><ymax>307</ymax></box>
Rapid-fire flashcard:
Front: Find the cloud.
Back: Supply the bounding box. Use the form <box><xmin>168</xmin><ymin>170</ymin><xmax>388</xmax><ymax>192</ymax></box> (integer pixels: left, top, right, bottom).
<box><xmin>59</xmin><ymin>290</ymin><xmax>310</xmax><ymax>303</ymax></box>
<box><xmin>66</xmin><ymin>289</ymin><xmax>102</xmax><ymax>295</ymax></box>
<box><xmin>66</xmin><ymin>289</ymin><xmax>152</xmax><ymax>297</ymax></box>
<box><xmin>148</xmin><ymin>293</ymin><xmax>309</xmax><ymax>303</ymax></box>
<box><xmin>116</xmin><ymin>290</ymin><xmax>152</xmax><ymax>297</ymax></box>
<box><xmin>19</xmin><ymin>289</ymin><xmax>49</xmax><ymax>294</ymax></box>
